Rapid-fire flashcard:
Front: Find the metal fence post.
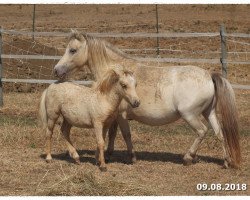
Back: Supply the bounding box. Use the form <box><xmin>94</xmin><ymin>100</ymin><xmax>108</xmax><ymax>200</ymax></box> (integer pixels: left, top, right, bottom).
<box><xmin>155</xmin><ymin>4</ymin><xmax>160</xmax><ymax>56</ymax></box>
<box><xmin>0</xmin><ymin>27</ymin><xmax>3</xmax><ymax>106</ymax></box>
<box><xmin>220</xmin><ymin>25</ymin><xmax>227</xmax><ymax>78</ymax></box>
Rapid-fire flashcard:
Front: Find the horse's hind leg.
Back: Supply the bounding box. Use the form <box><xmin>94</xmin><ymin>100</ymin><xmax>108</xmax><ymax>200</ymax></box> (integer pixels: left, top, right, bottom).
<box><xmin>106</xmin><ymin>120</ymin><xmax>118</xmax><ymax>161</ymax></box>
<box><xmin>60</xmin><ymin>120</ymin><xmax>80</xmax><ymax>164</ymax></box>
<box><xmin>182</xmin><ymin>114</ymin><xmax>208</xmax><ymax>165</ymax></box>
<box><xmin>204</xmin><ymin>109</ymin><xmax>230</xmax><ymax>168</ymax></box>
<box><xmin>45</xmin><ymin>119</ymin><xmax>56</xmax><ymax>162</ymax></box>
<box><xmin>117</xmin><ymin>116</ymin><xmax>136</xmax><ymax>164</ymax></box>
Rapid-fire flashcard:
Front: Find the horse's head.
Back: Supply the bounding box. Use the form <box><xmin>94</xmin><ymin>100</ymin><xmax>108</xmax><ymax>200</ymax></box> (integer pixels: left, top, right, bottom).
<box><xmin>97</xmin><ymin>69</ymin><xmax>140</xmax><ymax>108</ymax></box>
<box><xmin>54</xmin><ymin>30</ymin><xmax>88</xmax><ymax>79</ymax></box>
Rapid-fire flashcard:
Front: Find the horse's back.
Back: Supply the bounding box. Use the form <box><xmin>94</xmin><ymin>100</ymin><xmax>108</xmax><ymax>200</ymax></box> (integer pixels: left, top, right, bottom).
<box><xmin>46</xmin><ymin>82</ymin><xmax>93</xmax><ymax>101</ymax></box>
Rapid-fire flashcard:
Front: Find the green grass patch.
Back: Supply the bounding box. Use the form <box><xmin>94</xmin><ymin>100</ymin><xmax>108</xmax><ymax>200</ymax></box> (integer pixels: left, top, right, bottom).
<box><xmin>0</xmin><ymin>114</ymin><xmax>37</xmax><ymax>127</ymax></box>
<box><xmin>240</xmin><ymin>129</ymin><xmax>250</xmax><ymax>137</ymax></box>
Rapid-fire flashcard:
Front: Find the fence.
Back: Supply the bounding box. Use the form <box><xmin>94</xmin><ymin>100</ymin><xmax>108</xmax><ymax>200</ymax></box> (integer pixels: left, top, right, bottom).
<box><xmin>0</xmin><ymin>26</ymin><xmax>250</xmax><ymax>106</ymax></box>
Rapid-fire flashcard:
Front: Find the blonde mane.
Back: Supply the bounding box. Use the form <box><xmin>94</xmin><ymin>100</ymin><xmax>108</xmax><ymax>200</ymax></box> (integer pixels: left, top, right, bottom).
<box><xmin>96</xmin><ymin>69</ymin><xmax>120</xmax><ymax>94</ymax></box>
<box><xmin>69</xmin><ymin>31</ymin><xmax>136</xmax><ymax>80</ymax></box>
<box><xmin>95</xmin><ymin>69</ymin><xmax>134</xmax><ymax>94</ymax></box>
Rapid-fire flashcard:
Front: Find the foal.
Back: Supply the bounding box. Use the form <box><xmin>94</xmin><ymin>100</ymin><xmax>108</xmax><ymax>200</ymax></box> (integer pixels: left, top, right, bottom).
<box><xmin>38</xmin><ymin>69</ymin><xmax>140</xmax><ymax>171</ymax></box>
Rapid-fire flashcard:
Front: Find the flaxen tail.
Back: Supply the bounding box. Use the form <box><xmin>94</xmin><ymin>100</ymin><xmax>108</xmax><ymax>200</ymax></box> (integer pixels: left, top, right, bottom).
<box><xmin>212</xmin><ymin>73</ymin><xmax>241</xmax><ymax>168</ymax></box>
<box><xmin>38</xmin><ymin>89</ymin><xmax>48</xmax><ymax>130</ymax></box>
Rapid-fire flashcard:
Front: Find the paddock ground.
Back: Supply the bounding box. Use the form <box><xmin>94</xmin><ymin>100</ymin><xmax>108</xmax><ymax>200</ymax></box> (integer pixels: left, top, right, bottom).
<box><xmin>0</xmin><ymin>91</ymin><xmax>249</xmax><ymax>195</ymax></box>
<box><xmin>0</xmin><ymin>4</ymin><xmax>249</xmax><ymax>196</ymax></box>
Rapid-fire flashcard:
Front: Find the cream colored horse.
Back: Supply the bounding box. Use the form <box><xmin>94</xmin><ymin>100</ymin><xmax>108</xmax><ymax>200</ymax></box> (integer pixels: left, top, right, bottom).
<box><xmin>38</xmin><ymin>69</ymin><xmax>140</xmax><ymax>171</ymax></box>
<box><xmin>54</xmin><ymin>30</ymin><xmax>241</xmax><ymax>168</ymax></box>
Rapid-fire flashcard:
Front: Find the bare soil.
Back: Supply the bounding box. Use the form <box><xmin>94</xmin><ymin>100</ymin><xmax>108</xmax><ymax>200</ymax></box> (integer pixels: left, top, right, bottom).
<box><xmin>0</xmin><ymin>91</ymin><xmax>249</xmax><ymax>196</ymax></box>
<box><xmin>0</xmin><ymin>4</ymin><xmax>249</xmax><ymax>196</ymax></box>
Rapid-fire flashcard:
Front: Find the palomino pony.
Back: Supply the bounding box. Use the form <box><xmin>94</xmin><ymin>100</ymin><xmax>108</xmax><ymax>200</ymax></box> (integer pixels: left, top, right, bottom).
<box><xmin>54</xmin><ymin>30</ymin><xmax>241</xmax><ymax>168</ymax></box>
<box><xmin>38</xmin><ymin>69</ymin><xmax>140</xmax><ymax>171</ymax></box>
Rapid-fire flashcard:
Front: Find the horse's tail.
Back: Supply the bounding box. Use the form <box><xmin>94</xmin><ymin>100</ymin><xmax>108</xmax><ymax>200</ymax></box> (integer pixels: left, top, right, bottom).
<box><xmin>38</xmin><ymin>89</ymin><xmax>48</xmax><ymax>130</ymax></box>
<box><xmin>211</xmin><ymin>73</ymin><xmax>241</xmax><ymax>168</ymax></box>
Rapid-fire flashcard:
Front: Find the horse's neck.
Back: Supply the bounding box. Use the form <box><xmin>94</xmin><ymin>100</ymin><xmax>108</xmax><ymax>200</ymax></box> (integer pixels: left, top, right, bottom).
<box><xmin>88</xmin><ymin>45</ymin><xmax>136</xmax><ymax>81</ymax></box>
<box><xmin>88</xmin><ymin>56</ymin><xmax>109</xmax><ymax>81</ymax></box>
<box><xmin>100</xmin><ymin>85</ymin><xmax>123</xmax><ymax>111</ymax></box>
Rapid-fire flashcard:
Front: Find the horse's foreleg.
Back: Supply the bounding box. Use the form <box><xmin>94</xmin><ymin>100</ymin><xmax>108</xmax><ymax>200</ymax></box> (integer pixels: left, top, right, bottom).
<box><xmin>106</xmin><ymin>120</ymin><xmax>118</xmax><ymax>159</ymax></box>
<box><xmin>117</xmin><ymin>116</ymin><xmax>136</xmax><ymax>164</ymax></box>
<box><xmin>182</xmin><ymin>114</ymin><xmax>208</xmax><ymax>166</ymax></box>
<box><xmin>94</xmin><ymin>124</ymin><xmax>107</xmax><ymax>172</ymax></box>
<box><xmin>60</xmin><ymin>120</ymin><xmax>80</xmax><ymax>164</ymax></box>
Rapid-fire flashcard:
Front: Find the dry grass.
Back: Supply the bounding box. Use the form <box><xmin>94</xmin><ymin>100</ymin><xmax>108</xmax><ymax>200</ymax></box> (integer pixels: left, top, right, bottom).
<box><xmin>0</xmin><ymin>4</ymin><xmax>249</xmax><ymax>196</ymax></box>
<box><xmin>0</xmin><ymin>91</ymin><xmax>249</xmax><ymax>196</ymax></box>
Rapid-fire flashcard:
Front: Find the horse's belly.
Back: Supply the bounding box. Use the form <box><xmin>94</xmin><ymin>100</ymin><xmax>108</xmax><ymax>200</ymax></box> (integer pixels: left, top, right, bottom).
<box><xmin>127</xmin><ymin>104</ymin><xmax>180</xmax><ymax>126</ymax></box>
<box><xmin>61</xmin><ymin>107</ymin><xmax>93</xmax><ymax>128</ymax></box>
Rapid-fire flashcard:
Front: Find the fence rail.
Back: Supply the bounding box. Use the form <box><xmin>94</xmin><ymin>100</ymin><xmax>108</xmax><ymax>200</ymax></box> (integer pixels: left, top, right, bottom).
<box><xmin>0</xmin><ymin>28</ymin><xmax>250</xmax><ymax>94</ymax></box>
<box><xmin>2</xmin><ymin>54</ymin><xmax>250</xmax><ymax>65</ymax></box>
<box><xmin>1</xmin><ymin>29</ymin><xmax>250</xmax><ymax>38</ymax></box>
<box><xmin>2</xmin><ymin>78</ymin><xmax>93</xmax><ymax>86</ymax></box>
<box><xmin>2</xmin><ymin>78</ymin><xmax>249</xmax><ymax>90</ymax></box>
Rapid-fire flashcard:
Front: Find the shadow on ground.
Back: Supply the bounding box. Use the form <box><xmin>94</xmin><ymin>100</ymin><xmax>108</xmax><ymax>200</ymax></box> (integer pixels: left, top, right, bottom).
<box><xmin>40</xmin><ymin>149</ymin><xmax>224</xmax><ymax>166</ymax></box>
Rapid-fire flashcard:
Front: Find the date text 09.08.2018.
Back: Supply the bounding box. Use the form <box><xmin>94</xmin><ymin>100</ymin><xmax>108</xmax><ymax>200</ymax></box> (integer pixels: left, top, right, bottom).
<box><xmin>197</xmin><ymin>183</ymin><xmax>247</xmax><ymax>191</ymax></box>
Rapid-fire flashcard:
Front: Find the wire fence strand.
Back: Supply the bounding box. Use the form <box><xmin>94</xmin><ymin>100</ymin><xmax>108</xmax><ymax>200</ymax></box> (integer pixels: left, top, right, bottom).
<box><xmin>1</xmin><ymin>29</ymin><xmax>250</xmax><ymax>90</ymax></box>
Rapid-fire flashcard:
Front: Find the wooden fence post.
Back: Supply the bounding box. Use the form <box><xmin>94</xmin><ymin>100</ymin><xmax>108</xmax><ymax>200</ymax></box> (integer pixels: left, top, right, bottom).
<box><xmin>0</xmin><ymin>27</ymin><xmax>3</xmax><ymax>106</ymax></box>
<box><xmin>155</xmin><ymin>4</ymin><xmax>160</xmax><ymax>56</ymax></box>
<box><xmin>32</xmin><ymin>4</ymin><xmax>36</xmax><ymax>41</ymax></box>
<box><xmin>220</xmin><ymin>25</ymin><xmax>227</xmax><ymax>78</ymax></box>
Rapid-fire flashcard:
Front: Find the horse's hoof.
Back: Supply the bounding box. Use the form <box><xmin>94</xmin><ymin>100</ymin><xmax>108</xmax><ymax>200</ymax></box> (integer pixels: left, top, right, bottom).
<box><xmin>46</xmin><ymin>159</ymin><xmax>52</xmax><ymax>163</ymax></box>
<box><xmin>183</xmin><ymin>157</ymin><xmax>193</xmax><ymax>166</ymax></box>
<box><xmin>183</xmin><ymin>160</ymin><xmax>192</xmax><ymax>166</ymax></box>
<box><xmin>75</xmin><ymin>158</ymin><xmax>81</xmax><ymax>165</ymax></box>
<box><xmin>99</xmin><ymin>166</ymin><xmax>107</xmax><ymax>172</ymax></box>
<box><xmin>131</xmin><ymin>156</ymin><xmax>137</xmax><ymax>164</ymax></box>
<box><xmin>192</xmin><ymin>155</ymin><xmax>199</xmax><ymax>163</ymax></box>
<box><xmin>126</xmin><ymin>153</ymin><xmax>136</xmax><ymax>164</ymax></box>
<box><xmin>183</xmin><ymin>154</ymin><xmax>193</xmax><ymax>166</ymax></box>
<box><xmin>105</xmin><ymin>154</ymin><xmax>111</xmax><ymax>163</ymax></box>
<box><xmin>222</xmin><ymin>160</ymin><xmax>229</xmax><ymax>169</ymax></box>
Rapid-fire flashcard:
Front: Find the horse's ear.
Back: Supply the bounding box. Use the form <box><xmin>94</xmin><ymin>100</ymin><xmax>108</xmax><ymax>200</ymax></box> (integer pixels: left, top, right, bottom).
<box><xmin>69</xmin><ymin>29</ymin><xmax>78</xmax><ymax>38</ymax></box>
<box><xmin>70</xmin><ymin>29</ymin><xmax>77</xmax><ymax>34</ymax></box>
<box><xmin>78</xmin><ymin>34</ymin><xmax>85</xmax><ymax>42</ymax></box>
<box><xmin>69</xmin><ymin>29</ymin><xmax>85</xmax><ymax>42</ymax></box>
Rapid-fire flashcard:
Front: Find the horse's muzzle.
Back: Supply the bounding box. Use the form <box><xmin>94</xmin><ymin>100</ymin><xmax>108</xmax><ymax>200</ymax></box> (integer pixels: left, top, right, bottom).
<box><xmin>54</xmin><ymin>66</ymin><xmax>66</xmax><ymax>80</ymax></box>
<box><xmin>131</xmin><ymin>100</ymin><xmax>140</xmax><ymax>108</ymax></box>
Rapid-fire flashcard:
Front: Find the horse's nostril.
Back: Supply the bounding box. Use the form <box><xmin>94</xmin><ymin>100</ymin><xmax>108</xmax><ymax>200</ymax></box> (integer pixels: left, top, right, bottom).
<box><xmin>133</xmin><ymin>100</ymin><xmax>140</xmax><ymax>108</ymax></box>
<box><xmin>54</xmin><ymin>69</ymin><xmax>58</xmax><ymax>77</ymax></box>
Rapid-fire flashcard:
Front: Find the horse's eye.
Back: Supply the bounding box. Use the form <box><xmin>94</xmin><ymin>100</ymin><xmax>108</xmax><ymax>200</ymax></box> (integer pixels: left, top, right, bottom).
<box><xmin>69</xmin><ymin>48</ymin><xmax>77</xmax><ymax>54</ymax></box>
<box><xmin>121</xmin><ymin>83</ymin><xmax>127</xmax><ymax>89</ymax></box>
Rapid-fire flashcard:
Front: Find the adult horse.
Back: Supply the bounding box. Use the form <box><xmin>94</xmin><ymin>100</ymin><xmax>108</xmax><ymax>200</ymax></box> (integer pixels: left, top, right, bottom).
<box><xmin>54</xmin><ymin>30</ymin><xmax>241</xmax><ymax>168</ymax></box>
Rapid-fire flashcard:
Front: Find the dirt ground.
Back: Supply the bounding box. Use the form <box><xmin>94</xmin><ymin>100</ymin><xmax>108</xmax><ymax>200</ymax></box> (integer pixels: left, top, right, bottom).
<box><xmin>0</xmin><ymin>4</ymin><xmax>249</xmax><ymax>196</ymax></box>
<box><xmin>0</xmin><ymin>91</ymin><xmax>249</xmax><ymax>196</ymax></box>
